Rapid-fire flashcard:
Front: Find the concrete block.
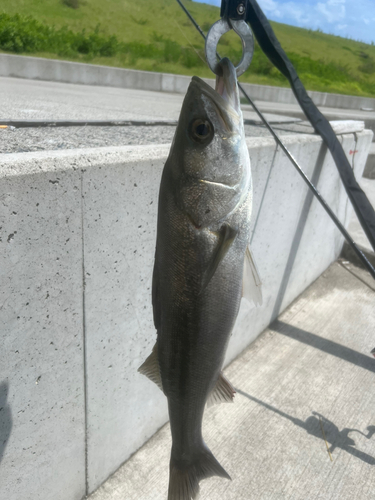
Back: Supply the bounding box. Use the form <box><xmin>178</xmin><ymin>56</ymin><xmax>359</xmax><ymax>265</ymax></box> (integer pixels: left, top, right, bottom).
<box><xmin>173</xmin><ymin>75</ymin><xmax>190</xmax><ymax>94</ymax></box>
<box><xmin>363</xmin><ymin>143</ymin><xmax>375</xmax><ymax>179</ymax></box>
<box><xmin>309</xmin><ymin>89</ymin><xmax>327</xmax><ymax>106</ymax></box>
<box><xmin>135</xmin><ymin>70</ymin><xmax>162</xmax><ymax>92</ymax></box>
<box><xmin>0</xmin><ymin>152</ymin><xmax>86</xmax><ymax>500</ymax></box>
<box><xmin>81</xmin><ymin>146</ymin><xmax>170</xmax><ymax>492</ymax></box>
<box><xmin>161</xmin><ymin>74</ymin><xmax>176</xmax><ymax>93</ymax></box>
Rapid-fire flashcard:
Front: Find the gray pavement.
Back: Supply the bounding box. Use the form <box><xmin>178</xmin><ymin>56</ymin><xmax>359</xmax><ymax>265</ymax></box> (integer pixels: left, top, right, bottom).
<box><xmin>0</xmin><ymin>76</ymin><xmax>314</xmax><ymax>154</ymax></box>
<box><xmin>2</xmin><ymin>75</ymin><xmax>374</xmax><ymax>125</ymax></box>
<box><xmin>249</xmin><ymin>100</ymin><xmax>375</xmax><ymax>142</ymax></box>
<box><xmin>247</xmin><ymin>100</ymin><xmax>375</xmax><ymax>124</ymax></box>
<box><xmin>0</xmin><ymin>123</ymin><xmax>311</xmax><ymax>154</ymax></box>
<box><xmin>3</xmin><ymin>76</ymin><xmax>372</xmax><ymax>155</ymax></box>
<box><xmin>0</xmin><ymin>125</ymin><xmax>177</xmax><ymax>153</ymax></box>
<box><xmin>0</xmin><ymin>76</ymin><xmax>299</xmax><ymax>124</ymax></box>
<box><xmin>88</xmin><ymin>261</ymin><xmax>375</xmax><ymax>500</ymax></box>
<box><xmin>0</xmin><ymin>76</ymin><xmax>309</xmax><ymax>154</ymax></box>
<box><xmin>0</xmin><ymin>76</ymin><xmax>183</xmax><ymax>121</ymax></box>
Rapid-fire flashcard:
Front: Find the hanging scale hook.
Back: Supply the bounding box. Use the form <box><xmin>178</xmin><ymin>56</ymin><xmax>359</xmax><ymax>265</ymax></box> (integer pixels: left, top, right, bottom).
<box><xmin>205</xmin><ymin>18</ymin><xmax>254</xmax><ymax>77</ymax></box>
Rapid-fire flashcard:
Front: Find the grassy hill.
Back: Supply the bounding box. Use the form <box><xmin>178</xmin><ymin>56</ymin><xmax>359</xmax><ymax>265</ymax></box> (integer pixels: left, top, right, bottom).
<box><xmin>1</xmin><ymin>0</ymin><xmax>375</xmax><ymax>97</ymax></box>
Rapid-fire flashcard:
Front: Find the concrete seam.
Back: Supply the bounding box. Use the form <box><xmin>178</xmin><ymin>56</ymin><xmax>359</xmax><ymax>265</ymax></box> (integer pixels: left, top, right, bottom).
<box><xmin>351</xmin><ymin>132</ymin><xmax>357</xmax><ymax>171</ymax></box>
<box><xmin>250</xmin><ymin>143</ymin><xmax>278</xmax><ymax>245</ymax></box>
<box><xmin>342</xmin><ymin>134</ymin><xmax>352</xmax><ymax>228</ymax></box>
<box><xmin>271</xmin><ymin>142</ymin><xmax>328</xmax><ymax>320</ymax></box>
<box><xmin>80</xmin><ymin>169</ymin><xmax>89</xmax><ymax>496</ymax></box>
<box><xmin>338</xmin><ymin>261</ymin><xmax>375</xmax><ymax>293</ymax></box>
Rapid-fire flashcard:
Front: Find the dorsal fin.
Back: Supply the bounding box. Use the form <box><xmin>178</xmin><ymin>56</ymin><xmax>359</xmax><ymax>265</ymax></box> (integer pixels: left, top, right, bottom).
<box><xmin>138</xmin><ymin>342</ymin><xmax>163</xmax><ymax>391</ymax></box>
<box><xmin>207</xmin><ymin>372</ymin><xmax>236</xmax><ymax>407</ymax></box>
<box><xmin>242</xmin><ymin>246</ymin><xmax>263</xmax><ymax>306</ymax></box>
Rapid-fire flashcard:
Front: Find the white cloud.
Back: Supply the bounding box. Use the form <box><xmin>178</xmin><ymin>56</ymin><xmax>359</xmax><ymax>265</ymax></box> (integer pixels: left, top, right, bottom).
<box><xmin>316</xmin><ymin>0</ymin><xmax>346</xmax><ymax>23</ymax></box>
<box><xmin>337</xmin><ymin>24</ymin><xmax>348</xmax><ymax>30</ymax></box>
<box><xmin>258</xmin><ymin>0</ymin><xmax>282</xmax><ymax>18</ymax></box>
<box><xmin>279</xmin><ymin>2</ymin><xmax>310</xmax><ymax>23</ymax></box>
<box><xmin>260</xmin><ymin>0</ymin><xmax>346</xmax><ymax>26</ymax></box>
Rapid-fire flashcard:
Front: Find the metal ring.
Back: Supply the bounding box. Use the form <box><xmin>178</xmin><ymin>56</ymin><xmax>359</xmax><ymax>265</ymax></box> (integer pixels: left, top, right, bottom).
<box><xmin>205</xmin><ymin>18</ymin><xmax>254</xmax><ymax>77</ymax></box>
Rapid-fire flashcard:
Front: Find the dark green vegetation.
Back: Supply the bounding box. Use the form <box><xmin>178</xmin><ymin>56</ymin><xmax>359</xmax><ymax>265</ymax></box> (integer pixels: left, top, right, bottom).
<box><xmin>1</xmin><ymin>0</ymin><xmax>375</xmax><ymax>97</ymax></box>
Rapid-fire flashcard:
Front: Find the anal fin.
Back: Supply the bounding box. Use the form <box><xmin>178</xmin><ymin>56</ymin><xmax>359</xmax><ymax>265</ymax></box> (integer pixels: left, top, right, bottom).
<box><xmin>206</xmin><ymin>372</ymin><xmax>236</xmax><ymax>407</ymax></box>
<box><xmin>138</xmin><ymin>342</ymin><xmax>163</xmax><ymax>391</ymax></box>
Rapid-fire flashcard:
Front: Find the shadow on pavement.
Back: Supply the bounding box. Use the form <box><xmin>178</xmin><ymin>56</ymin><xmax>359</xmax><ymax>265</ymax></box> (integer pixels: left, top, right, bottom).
<box><xmin>0</xmin><ymin>380</ymin><xmax>13</xmax><ymax>464</ymax></box>
<box><xmin>272</xmin><ymin>320</ymin><xmax>375</xmax><ymax>373</ymax></box>
<box><xmin>236</xmin><ymin>389</ymin><xmax>375</xmax><ymax>465</ymax></box>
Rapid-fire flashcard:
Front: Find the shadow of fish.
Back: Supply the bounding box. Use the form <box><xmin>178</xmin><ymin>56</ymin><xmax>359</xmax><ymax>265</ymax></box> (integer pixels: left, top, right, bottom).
<box><xmin>139</xmin><ymin>58</ymin><xmax>262</xmax><ymax>500</ymax></box>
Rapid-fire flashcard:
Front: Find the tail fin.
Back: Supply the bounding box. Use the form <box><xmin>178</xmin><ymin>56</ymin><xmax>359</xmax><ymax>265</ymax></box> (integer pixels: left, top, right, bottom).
<box><xmin>168</xmin><ymin>444</ymin><xmax>231</xmax><ymax>500</ymax></box>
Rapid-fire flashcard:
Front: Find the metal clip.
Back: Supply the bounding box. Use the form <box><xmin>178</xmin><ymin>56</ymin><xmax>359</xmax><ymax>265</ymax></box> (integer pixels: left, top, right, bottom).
<box><xmin>205</xmin><ymin>18</ymin><xmax>254</xmax><ymax>77</ymax></box>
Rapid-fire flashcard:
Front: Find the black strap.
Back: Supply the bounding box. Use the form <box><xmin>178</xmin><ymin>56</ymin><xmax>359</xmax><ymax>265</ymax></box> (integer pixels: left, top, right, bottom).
<box><xmin>245</xmin><ymin>0</ymin><xmax>375</xmax><ymax>252</ymax></box>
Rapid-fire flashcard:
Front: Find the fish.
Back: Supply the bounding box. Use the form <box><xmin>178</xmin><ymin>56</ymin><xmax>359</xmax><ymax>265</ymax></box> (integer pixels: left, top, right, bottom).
<box><xmin>139</xmin><ymin>57</ymin><xmax>262</xmax><ymax>500</ymax></box>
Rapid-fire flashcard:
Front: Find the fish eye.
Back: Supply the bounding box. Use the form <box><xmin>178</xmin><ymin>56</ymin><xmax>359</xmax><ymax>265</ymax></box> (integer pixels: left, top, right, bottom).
<box><xmin>189</xmin><ymin>119</ymin><xmax>214</xmax><ymax>144</ymax></box>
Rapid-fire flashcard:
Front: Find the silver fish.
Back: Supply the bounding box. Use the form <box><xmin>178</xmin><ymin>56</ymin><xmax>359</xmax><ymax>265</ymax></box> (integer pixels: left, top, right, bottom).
<box><xmin>139</xmin><ymin>58</ymin><xmax>261</xmax><ymax>500</ymax></box>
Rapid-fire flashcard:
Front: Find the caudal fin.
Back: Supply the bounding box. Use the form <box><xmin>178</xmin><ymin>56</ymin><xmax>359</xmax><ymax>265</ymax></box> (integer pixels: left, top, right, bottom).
<box><xmin>168</xmin><ymin>445</ymin><xmax>231</xmax><ymax>500</ymax></box>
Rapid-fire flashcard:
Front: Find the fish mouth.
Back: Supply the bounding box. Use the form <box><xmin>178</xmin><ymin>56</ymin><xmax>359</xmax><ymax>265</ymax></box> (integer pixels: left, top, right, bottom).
<box><xmin>191</xmin><ymin>58</ymin><xmax>241</xmax><ymax>117</ymax></box>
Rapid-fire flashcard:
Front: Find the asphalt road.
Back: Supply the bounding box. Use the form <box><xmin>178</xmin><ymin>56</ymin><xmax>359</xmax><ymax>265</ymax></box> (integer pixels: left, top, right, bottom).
<box><xmin>2</xmin><ymin>75</ymin><xmax>375</xmax><ymax>122</ymax></box>
<box><xmin>0</xmin><ymin>76</ymin><xmax>313</xmax><ymax>153</ymax></box>
<box><xmin>0</xmin><ymin>76</ymin><xmax>184</xmax><ymax>122</ymax></box>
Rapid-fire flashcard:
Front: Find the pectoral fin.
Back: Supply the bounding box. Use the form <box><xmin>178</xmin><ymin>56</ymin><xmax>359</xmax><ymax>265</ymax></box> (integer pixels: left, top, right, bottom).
<box><xmin>242</xmin><ymin>246</ymin><xmax>263</xmax><ymax>306</ymax></box>
<box><xmin>206</xmin><ymin>372</ymin><xmax>236</xmax><ymax>407</ymax></box>
<box><xmin>152</xmin><ymin>249</ymin><xmax>161</xmax><ymax>330</ymax></box>
<box><xmin>138</xmin><ymin>343</ymin><xmax>163</xmax><ymax>391</ymax></box>
<box><xmin>201</xmin><ymin>223</ymin><xmax>238</xmax><ymax>292</ymax></box>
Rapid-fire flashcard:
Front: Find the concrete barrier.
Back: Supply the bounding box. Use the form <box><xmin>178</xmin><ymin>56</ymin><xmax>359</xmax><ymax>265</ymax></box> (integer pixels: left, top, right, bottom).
<box><xmin>363</xmin><ymin>143</ymin><xmax>375</xmax><ymax>179</ymax></box>
<box><xmin>1</xmin><ymin>53</ymin><xmax>375</xmax><ymax>111</ymax></box>
<box><xmin>0</xmin><ymin>130</ymin><xmax>373</xmax><ymax>500</ymax></box>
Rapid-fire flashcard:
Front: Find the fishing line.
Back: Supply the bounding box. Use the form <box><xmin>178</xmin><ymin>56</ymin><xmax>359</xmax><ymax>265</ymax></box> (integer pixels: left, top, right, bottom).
<box><xmin>175</xmin><ymin>0</ymin><xmax>375</xmax><ymax>280</ymax></box>
<box><xmin>174</xmin><ymin>19</ymin><xmax>207</xmax><ymax>65</ymax></box>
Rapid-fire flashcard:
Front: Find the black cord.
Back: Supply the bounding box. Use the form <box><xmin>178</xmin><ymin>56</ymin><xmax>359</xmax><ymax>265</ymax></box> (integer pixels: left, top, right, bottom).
<box><xmin>175</xmin><ymin>0</ymin><xmax>375</xmax><ymax>280</ymax></box>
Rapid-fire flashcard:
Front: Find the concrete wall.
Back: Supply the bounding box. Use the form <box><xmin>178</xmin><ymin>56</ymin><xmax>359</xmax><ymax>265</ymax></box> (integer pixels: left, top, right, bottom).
<box><xmin>1</xmin><ymin>53</ymin><xmax>375</xmax><ymax>111</ymax></box>
<box><xmin>0</xmin><ymin>131</ymin><xmax>373</xmax><ymax>500</ymax></box>
<box><xmin>0</xmin><ymin>156</ymin><xmax>86</xmax><ymax>500</ymax></box>
<box><xmin>364</xmin><ymin>143</ymin><xmax>375</xmax><ymax>178</ymax></box>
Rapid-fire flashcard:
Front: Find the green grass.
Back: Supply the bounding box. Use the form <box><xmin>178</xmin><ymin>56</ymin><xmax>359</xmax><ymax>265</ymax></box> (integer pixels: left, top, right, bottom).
<box><xmin>1</xmin><ymin>0</ymin><xmax>375</xmax><ymax>97</ymax></box>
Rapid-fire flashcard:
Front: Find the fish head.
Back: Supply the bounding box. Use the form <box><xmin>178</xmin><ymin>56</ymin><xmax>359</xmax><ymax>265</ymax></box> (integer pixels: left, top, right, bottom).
<box><xmin>168</xmin><ymin>58</ymin><xmax>251</xmax><ymax>228</ymax></box>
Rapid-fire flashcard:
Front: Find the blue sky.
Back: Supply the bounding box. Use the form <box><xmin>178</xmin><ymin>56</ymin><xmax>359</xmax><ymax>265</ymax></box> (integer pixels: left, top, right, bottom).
<box><xmin>193</xmin><ymin>0</ymin><xmax>375</xmax><ymax>45</ymax></box>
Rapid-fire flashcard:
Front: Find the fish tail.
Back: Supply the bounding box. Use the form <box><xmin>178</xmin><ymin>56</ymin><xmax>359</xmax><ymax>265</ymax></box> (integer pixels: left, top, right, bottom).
<box><xmin>168</xmin><ymin>444</ymin><xmax>231</xmax><ymax>500</ymax></box>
